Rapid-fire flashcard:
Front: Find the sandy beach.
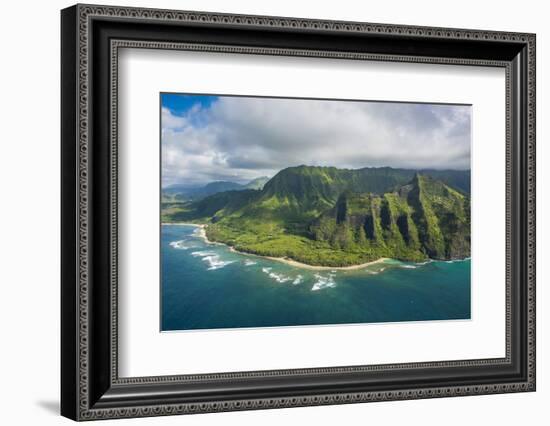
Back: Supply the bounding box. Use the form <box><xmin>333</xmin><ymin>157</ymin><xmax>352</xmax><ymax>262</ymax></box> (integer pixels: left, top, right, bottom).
<box><xmin>162</xmin><ymin>222</ymin><xmax>205</xmax><ymax>227</ymax></box>
<box><xmin>263</xmin><ymin>256</ymin><xmax>389</xmax><ymax>271</ymax></box>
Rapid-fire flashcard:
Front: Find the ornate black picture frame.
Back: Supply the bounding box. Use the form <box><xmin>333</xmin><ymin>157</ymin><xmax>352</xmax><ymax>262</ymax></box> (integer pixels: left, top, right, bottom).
<box><xmin>61</xmin><ymin>4</ymin><xmax>536</xmax><ymax>421</ymax></box>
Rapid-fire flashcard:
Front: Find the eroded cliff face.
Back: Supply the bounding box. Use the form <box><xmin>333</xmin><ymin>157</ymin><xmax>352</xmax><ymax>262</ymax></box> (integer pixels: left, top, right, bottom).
<box><xmin>311</xmin><ymin>174</ymin><xmax>470</xmax><ymax>261</ymax></box>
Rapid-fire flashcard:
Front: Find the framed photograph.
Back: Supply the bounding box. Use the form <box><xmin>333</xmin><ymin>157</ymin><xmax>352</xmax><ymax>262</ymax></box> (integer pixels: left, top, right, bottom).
<box><xmin>61</xmin><ymin>4</ymin><xmax>536</xmax><ymax>421</ymax></box>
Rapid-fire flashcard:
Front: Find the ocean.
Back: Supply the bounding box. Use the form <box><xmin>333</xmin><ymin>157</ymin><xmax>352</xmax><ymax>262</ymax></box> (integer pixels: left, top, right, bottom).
<box><xmin>161</xmin><ymin>224</ymin><xmax>471</xmax><ymax>331</ymax></box>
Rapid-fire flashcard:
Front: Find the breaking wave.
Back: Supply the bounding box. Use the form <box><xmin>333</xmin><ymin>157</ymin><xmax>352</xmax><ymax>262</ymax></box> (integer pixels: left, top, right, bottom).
<box><xmin>261</xmin><ymin>267</ymin><xmax>304</xmax><ymax>285</ymax></box>
<box><xmin>311</xmin><ymin>273</ymin><xmax>336</xmax><ymax>291</ymax></box>
<box><xmin>400</xmin><ymin>264</ymin><xmax>418</xmax><ymax>269</ymax></box>
<box><xmin>191</xmin><ymin>251</ymin><xmax>216</xmax><ymax>257</ymax></box>
<box><xmin>169</xmin><ymin>240</ymin><xmax>196</xmax><ymax>250</ymax></box>
<box><xmin>202</xmin><ymin>255</ymin><xmax>235</xmax><ymax>270</ymax></box>
<box><xmin>292</xmin><ymin>275</ymin><xmax>304</xmax><ymax>285</ymax></box>
<box><xmin>190</xmin><ymin>250</ymin><xmax>234</xmax><ymax>270</ymax></box>
<box><xmin>244</xmin><ymin>259</ymin><xmax>257</xmax><ymax>266</ymax></box>
<box><xmin>443</xmin><ymin>257</ymin><xmax>470</xmax><ymax>263</ymax></box>
<box><xmin>268</xmin><ymin>272</ymin><xmax>292</xmax><ymax>283</ymax></box>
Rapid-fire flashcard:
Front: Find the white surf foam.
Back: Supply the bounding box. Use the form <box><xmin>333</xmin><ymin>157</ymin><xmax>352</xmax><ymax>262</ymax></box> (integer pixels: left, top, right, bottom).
<box><xmin>444</xmin><ymin>257</ymin><xmax>470</xmax><ymax>263</ymax></box>
<box><xmin>311</xmin><ymin>273</ymin><xmax>336</xmax><ymax>291</ymax></box>
<box><xmin>443</xmin><ymin>257</ymin><xmax>472</xmax><ymax>263</ymax></box>
<box><xmin>191</xmin><ymin>251</ymin><xmax>216</xmax><ymax>257</ymax></box>
<box><xmin>201</xmin><ymin>254</ymin><xmax>235</xmax><ymax>271</ymax></box>
<box><xmin>244</xmin><ymin>259</ymin><xmax>257</xmax><ymax>266</ymax></box>
<box><xmin>261</xmin><ymin>266</ymin><xmax>301</xmax><ymax>284</ymax></box>
<box><xmin>268</xmin><ymin>272</ymin><xmax>292</xmax><ymax>283</ymax></box>
<box><xmin>189</xmin><ymin>250</ymin><xmax>234</xmax><ymax>270</ymax></box>
<box><xmin>292</xmin><ymin>275</ymin><xmax>304</xmax><ymax>285</ymax></box>
<box><xmin>400</xmin><ymin>264</ymin><xmax>418</xmax><ymax>269</ymax></box>
<box><xmin>169</xmin><ymin>240</ymin><xmax>196</xmax><ymax>250</ymax></box>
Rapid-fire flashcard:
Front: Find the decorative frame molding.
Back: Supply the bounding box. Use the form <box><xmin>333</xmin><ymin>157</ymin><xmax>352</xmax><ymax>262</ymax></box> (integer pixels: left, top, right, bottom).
<box><xmin>61</xmin><ymin>4</ymin><xmax>535</xmax><ymax>421</ymax></box>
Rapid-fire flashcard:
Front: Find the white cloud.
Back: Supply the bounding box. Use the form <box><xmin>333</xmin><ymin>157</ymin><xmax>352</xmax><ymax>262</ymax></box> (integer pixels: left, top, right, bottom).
<box><xmin>161</xmin><ymin>107</ymin><xmax>187</xmax><ymax>130</ymax></box>
<box><xmin>161</xmin><ymin>97</ymin><xmax>470</xmax><ymax>187</ymax></box>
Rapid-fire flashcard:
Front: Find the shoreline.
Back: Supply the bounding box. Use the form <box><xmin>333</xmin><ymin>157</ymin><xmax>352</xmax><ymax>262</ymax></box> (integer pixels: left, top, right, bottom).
<box><xmin>263</xmin><ymin>255</ymin><xmax>389</xmax><ymax>271</ymax></box>
<box><xmin>162</xmin><ymin>222</ymin><xmax>222</xmax><ymax>246</ymax></box>
<box><xmin>163</xmin><ymin>222</ymin><xmax>469</xmax><ymax>270</ymax></box>
<box><xmin>228</xmin><ymin>246</ymin><xmax>388</xmax><ymax>271</ymax></box>
<box><xmin>163</xmin><ymin>222</ymin><xmax>389</xmax><ymax>270</ymax></box>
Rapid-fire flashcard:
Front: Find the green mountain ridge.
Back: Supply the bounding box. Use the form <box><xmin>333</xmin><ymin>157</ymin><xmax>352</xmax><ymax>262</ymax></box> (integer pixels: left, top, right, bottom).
<box><xmin>163</xmin><ymin>166</ymin><xmax>471</xmax><ymax>266</ymax></box>
<box><xmin>311</xmin><ymin>174</ymin><xmax>470</xmax><ymax>261</ymax></box>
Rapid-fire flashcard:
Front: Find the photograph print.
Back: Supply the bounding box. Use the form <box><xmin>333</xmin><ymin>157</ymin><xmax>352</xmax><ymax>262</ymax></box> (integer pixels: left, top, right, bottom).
<box><xmin>160</xmin><ymin>93</ymin><xmax>471</xmax><ymax>331</ymax></box>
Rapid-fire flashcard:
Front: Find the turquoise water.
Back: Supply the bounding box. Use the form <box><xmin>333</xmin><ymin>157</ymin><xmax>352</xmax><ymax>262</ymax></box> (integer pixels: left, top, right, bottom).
<box><xmin>161</xmin><ymin>224</ymin><xmax>471</xmax><ymax>331</ymax></box>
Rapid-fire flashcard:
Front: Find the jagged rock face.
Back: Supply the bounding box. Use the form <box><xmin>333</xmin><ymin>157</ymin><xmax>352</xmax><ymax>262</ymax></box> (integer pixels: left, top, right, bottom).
<box><xmin>310</xmin><ymin>174</ymin><xmax>470</xmax><ymax>260</ymax></box>
<box><xmin>259</xmin><ymin>165</ymin><xmax>470</xmax><ymax>219</ymax></box>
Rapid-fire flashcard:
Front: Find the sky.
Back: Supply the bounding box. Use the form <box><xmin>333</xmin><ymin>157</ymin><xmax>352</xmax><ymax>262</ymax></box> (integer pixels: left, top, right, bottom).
<box><xmin>161</xmin><ymin>93</ymin><xmax>471</xmax><ymax>188</ymax></box>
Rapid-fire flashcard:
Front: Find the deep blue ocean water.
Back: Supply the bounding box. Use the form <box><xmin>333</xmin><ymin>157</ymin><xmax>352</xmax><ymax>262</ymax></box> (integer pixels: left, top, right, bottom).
<box><xmin>161</xmin><ymin>224</ymin><xmax>471</xmax><ymax>331</ymax></box>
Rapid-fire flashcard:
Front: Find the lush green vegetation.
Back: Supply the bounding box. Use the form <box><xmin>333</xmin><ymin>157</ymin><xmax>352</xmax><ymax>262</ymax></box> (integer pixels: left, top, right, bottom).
<box><xmin>162</xmin><ymin>166</ymin><xmax>471</xmax><ymax>266</ymax></box>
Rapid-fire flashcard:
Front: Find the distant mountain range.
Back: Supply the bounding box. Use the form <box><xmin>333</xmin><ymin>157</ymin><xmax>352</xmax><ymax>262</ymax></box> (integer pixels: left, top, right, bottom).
<box><xmin>162</xmin><ymin>176</ymin><xmax>270</xmax><ymax>202</ymax></box>
<box><xmin>162</xmin><ymin>166</ymin><xmax>470</xmax><ymax>266</ymax></box>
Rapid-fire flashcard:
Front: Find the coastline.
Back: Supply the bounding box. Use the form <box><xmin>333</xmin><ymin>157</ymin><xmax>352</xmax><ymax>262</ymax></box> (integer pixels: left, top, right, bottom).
<box><xmin>163</xmin><ymin>222</ymin><xmax>390</xmax><ymax>271</ymax></box>
<box><xmin>263</xmin><ymin>255</ymin><xmax>389</xmax><ymax>271</ymax></box>
<box><xmin>162</xmin><ymin>222</ymin><xmax>217</xmax><ymax>245</ymax></box>
<box><xmin>163</xmin><ymin>222</ymin><xmax>470</xmax><ymax>268</ymax></box>
<box><xmin>228</xmin><ymin>246</ymin><xmax>388</xmax><ymax>271</ymax></box>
